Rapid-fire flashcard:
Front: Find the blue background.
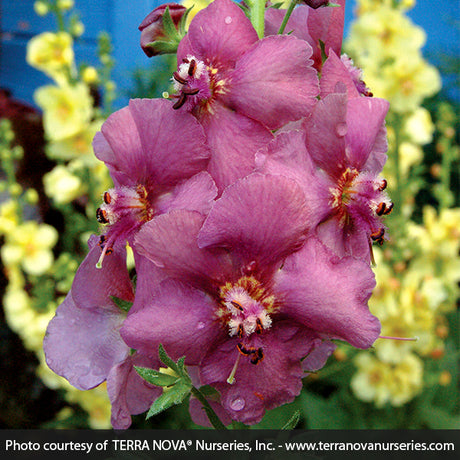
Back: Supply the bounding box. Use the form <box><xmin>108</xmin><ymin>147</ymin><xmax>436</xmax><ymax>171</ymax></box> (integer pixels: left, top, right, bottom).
<box><xmin>0</xmin><ymin>0</ymin><xmax>458</xmax><ymax>109</ymax></box>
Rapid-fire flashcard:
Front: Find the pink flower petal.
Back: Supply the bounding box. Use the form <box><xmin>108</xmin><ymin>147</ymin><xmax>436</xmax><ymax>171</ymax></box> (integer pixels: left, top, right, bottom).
<box><xmin>121</xmin><ymin>279</ymin><xmax>222</xmax><ymax>365</ymax></box>
<box><xmin>107</xmin><ymin>354</ymin><xmax>160</xmax><ymax>429</ymax></box>
<box><xmin>274</xmin><ymin>238</ymin><xmax>380</xmax><ymax>349</ymax></box>
<box><xmin>226</xmin><ymin>35</ymin><xmax>319</xmax><ymax>129</ymax></box>
<box><xmin>345</xmin><ymin>97</ymin><xmax>390</xmax><ymax>171</ymax></box>
<box><xmin>185</xmin><ymin>0</ymin><xmax>258</xmax><ymax>68</ymax></box>
<box><xmin>43</xmin><ymin>292</ymin><xmax>128</xmax><ymax>391</ymax></box>
<box><xmin>201</xmin><ymin>104</ymin><xmax>273</xmax><ymax>192</ymax></box>
<box><xmin>197</xmin><ymin>174</ymin><xmax>310</xmax><ymax>268</ymax></box>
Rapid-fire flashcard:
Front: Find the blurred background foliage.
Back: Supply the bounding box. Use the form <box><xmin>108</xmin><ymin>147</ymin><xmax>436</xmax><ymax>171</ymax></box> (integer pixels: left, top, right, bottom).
<box><xmin>0</xmin><ymin>0</ymin><xmax>458</xmax><ymax>429</ymax></box>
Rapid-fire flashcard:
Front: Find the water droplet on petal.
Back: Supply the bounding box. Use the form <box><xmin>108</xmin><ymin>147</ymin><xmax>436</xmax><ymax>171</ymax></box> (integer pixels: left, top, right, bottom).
<box><xmin>336</xmin><ymin>122</ymin><xmax>347</xmax><ymax>137</ymax></box>
<box><xmin>197</xmin><ymin>322</ymin><xmax>205</xmax><ymax>330</ymax></box>
<box><xmin>225</xmin><ymin>16</ymin><xmax>232</xmax><ymax>24</ymax></box>
<box><xmin>230</xmin><ymin>397</ymin><xmax>245</xmax><ymax>411</ymax></box>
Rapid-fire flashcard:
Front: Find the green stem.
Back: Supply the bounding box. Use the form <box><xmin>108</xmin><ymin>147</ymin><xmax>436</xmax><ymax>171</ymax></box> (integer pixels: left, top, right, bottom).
<box><xmin>439</xmin><ymin>137</ymin><xmax>453</xmax><ymax>210</ymax></box>
<box><xmin>53</xmin><ymin>2</ymin><xmax>66</xmax><ymax>32</ymax></box>
<box><xmin>278</xmin><ymin>0</ymin><xmax>299</xmax><ymax>34</ymax></box>
<box><xmin>250</xmin><ymin>0</ymin><xmax>265</xmax><ymax>39</ymax></box>
<box><xmin>190</xmin><ymin>387</ymin><xmax>228</xmax><ymax>430</ymax></box>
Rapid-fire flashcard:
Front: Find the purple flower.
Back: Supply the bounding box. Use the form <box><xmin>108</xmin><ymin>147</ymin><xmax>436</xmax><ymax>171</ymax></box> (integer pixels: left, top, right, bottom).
<box><xmin>170</xmin><ymin>0</ymin><xmax>319</xmax><ymax>190</ymax></box>
<box><xmin>45</xmin><ymin>98</ymin><xmax>217</xmax><ymax>427</ymax></box>
<box><xmin>44</xmin><ymin>238</ymin><xmax>161</xmax><ymax>429</ymax></box>
<box><xmin>265</xmin><ymin>0</ymin><xmax>345</xmax><ymax>70</ymax></box>
<box><xmin>92</xmin><ymin>98</ymin><xmax>212</xmax><ymax>267</ymax></box>
<box><xmin>121</xmin><ymin>174</ymin><xmax>379</xmax><ymax>424</ymax></box>
<box><xmin>257</xmin><ymin>92</ymin><xmax>391</xmax><ymax>262</ymax></box>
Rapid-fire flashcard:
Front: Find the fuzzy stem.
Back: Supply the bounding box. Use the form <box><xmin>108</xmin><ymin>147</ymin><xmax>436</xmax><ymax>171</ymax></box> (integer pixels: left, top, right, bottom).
<box><xmin>278</xmin><ymin>0</ymin><xmax>299</xmax><ymax>34</ymax></box>
<box><xmin>250</xmin><ymin>0</ymin><xmax>266</xmax><ymax>39</ymax></box>
<box><xmin>190</xmin><ymin>387</ymin><xmax>228</xmax><ymax>430</ymax></box>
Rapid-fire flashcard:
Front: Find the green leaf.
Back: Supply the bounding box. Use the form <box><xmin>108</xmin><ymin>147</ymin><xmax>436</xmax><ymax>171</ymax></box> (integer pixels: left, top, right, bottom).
<box><xmin>146</xmin><ymin>40</ymin><xmax>180</xmax><ymax>55</ymax></box>
<box><xmin>134</xmin><ymin>367</ymin><xmax>179</xmax><ymax>387</ymax></box>
<box><xmin>420</xmin><ymin>404</ymin><xmax>460</xmax><ymax>429</ymax></box>
<box><xmin>158</xmin><ymin>344</ymin><xmax>179</xmax><ymax>371</ymax></box>
<box><xmin>178</xmin><ymin>6</ymin><xmax>194</xmax><ymax>35</ymax></box>
<box><xmin>146</xmin><ymin>380</ymin><xmax>192</xmax><ymax>419</ymax></box>
<box><xmin>281</xmin><ymin>410</ymin><xmax>301</xmax><ymax>430</ymax></box>
<box><xmin>319</xmin><ymin>39</ymin><xmax>328</xmax><ymax>65</ymax></box>
<box><xmin>197</xmin><ymin>385</ymin><xmax>221</xmax><ymax>398</ymax></box>
<box><xmin>110</xmin><ymin>295</ymin><xmax>132</xmax><ymax>313</ymax></box>
<box><xmin>162</xmin><ymin>7</ymin><xmax>180</xmax><ymax>39</ymax></box>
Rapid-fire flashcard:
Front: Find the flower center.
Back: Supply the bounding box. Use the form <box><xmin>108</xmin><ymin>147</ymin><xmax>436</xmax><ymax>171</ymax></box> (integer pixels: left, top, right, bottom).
<box><xmin>329</xmin><ymin>168</ymin><xmax>393</xmax><ymax>245</ymax></box>
<box><xmin>95</xmin><ymin>184</ymin><xmax>153</xmax><ymax>268</ymax></box>
<box><xmin>219</xmin><ymin>277</ymin><xmax>275</xmax><ymax>382</ymax></box>
<box><xmin>171</xmin><ymin>55</ymin><xmax>225</xmax><ymax>112</ymax></box>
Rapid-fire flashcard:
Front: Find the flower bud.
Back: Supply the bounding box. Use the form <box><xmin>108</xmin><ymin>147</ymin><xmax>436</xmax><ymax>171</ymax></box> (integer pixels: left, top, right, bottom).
<box><xmin>139</xmin><ymin>3</ymin><xmax>187</xmax><ymax>57</ymax></box>
<box><xmin>302</xmin><ymin>0</ymin><xmax>331</xmax><ymax>8</ymax></box>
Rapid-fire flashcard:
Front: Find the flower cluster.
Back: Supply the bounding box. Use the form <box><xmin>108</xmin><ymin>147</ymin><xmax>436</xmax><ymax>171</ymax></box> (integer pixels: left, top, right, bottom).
<box><xmin>42</xmin><ymin>0</ymin><xmax>395</xmax><ymax>428</ymax></box>
<box><xmin>341</xmin><ymin>0</ymin><xmax>458</xmax><ymax>410</ymax></box>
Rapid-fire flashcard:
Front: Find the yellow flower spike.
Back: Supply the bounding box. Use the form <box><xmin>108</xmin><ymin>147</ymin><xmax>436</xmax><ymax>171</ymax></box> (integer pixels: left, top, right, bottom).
<box><xmin>1</xmin><ymin>221</ymin><xmax>58</xmax><ymax>276</ymax></box>
<box><xmin>404</xmin><ymin>108</ymin><xmax>435</xmax><ymax>145</ymax></box>
<box><xmin>44</xmin><ymin>165</ymin><xmax>84</xmax><ymax>204</ymax></box>
<box><xmin>34</xmin><ymin>83</ymin><xmax>93</xmax><ymax>142</ymax></box>
<box><xmin>27</xmin><ymin>32</ymin><xmax>75</xmax><ymax>84</ymax></box>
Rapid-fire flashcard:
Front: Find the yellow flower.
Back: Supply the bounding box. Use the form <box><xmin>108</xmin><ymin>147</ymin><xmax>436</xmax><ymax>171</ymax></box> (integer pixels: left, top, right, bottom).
<box><xmin>66</xmin><ymin>384</ymin><xmax>112</xmax><ymax>429</ymax></box>
<box><xmin>27</xmin><ymin>32</ymin><xmax>74</xmax><ymax>84</ymax></box>
<box><xmin>182</xmin><ymin>0</ymin><xmax>212</xmax><ymax>24</ymax></box>
<box><xmin>407</xmin><ymin>207</ymin><xmax>460</xmax><ymax>288</ymax></box>
<box><xmin>34</xmin><ymin>83</ymin><xmax>93</xmax><ymax>141</ymax></box>
<box><xmin>34</xmin><ymin>1</ymin><xmax>49</xmax><ymax>16</ymax></box>
<box><xmin>379</xmin><ymin>55</ymin><xmax>441</xmax><ymax>113</ymax></box>
<box><xmin>1</xmin><ymin>221</ymin><xmax>58</xmax><ymax>275</ymax></box>
<box><xmin>347</xmin><ymin>6</ymin><xmax>426</xmax><ymax>63</ymax></box>
<box><xmin>82</xmin><ymin>66</ymin><xmax>99</xmax><ymax>84</ymax></box>
<box><xmin>404</xmin><ymin>108</ymin><xmax>435</xmax><ymax>145</ymax></box>
<box><xmin>3</xmin><ymin>286</ymin><xmax>35</xmax><ymax>334</ymax></box>
<box><xmin>0</xmin><ymin>200</ymin><xmax>20</xmax><ymax>235</ymax></box>
<box><xmin>46</xmin><ymin>120</ymin><xmax>103</xmax><ymax>163</ymax></box>
<box><xmin>355</xmin><ymin>0</ymin><xmax>415</xmax><ymax>15</ymax></box>
<box><xmin>398</xmin><ymin>142</ymin><xmax>423</xmax><ymax>177</ymax></box>
<box><xmin>44</xmin><ymin>165</ymin><xmax>84</xmax><ymax>204</ymax></box>
<box><xmin>351</xmin><ymin>352</ymin><xmax>423</xmax><ymax>407</ymax></box>
<box><xmin>369</xmin><ymin>247</ymin><xmax>453</xmax><ymax>360</ymax></box>
<box><xmin>57</xmin><ymin>0</ymin><xmax>74</xmax><ymax>11</ymax></box>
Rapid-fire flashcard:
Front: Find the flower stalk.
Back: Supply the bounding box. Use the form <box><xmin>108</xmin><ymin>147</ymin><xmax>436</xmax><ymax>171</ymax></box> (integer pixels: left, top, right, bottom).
<box><xmin>250</xmin><ymin>0</ymin><xmax>266</xmax><ymax>38</ymax></box>
<box><xmin>278</xmin><ymin>0</ymin><xmax>299</xmax><ymax>34</ymax></box>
